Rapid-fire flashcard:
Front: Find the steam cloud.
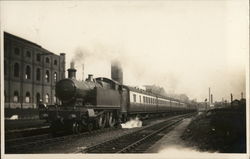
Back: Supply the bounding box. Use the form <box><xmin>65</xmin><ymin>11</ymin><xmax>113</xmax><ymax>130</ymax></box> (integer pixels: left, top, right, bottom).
<box><xmin>121</xmin><ymin>117</ymin><xmax>142</xmax><ymax>129</ymax></box>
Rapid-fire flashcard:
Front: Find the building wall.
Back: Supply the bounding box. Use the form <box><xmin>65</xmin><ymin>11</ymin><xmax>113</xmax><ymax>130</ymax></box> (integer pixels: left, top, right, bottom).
<box><xmin>4</xmin><ymin>32</ymin><xmax>65</xmax><ymax>118</ymax></box>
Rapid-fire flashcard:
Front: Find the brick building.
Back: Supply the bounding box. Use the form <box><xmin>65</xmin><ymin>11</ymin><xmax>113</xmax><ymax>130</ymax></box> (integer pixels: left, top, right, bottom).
<box><xmin>4</xmin><ymin>32</ymin><xmax>66</xmax><ymax>118</ymax></box>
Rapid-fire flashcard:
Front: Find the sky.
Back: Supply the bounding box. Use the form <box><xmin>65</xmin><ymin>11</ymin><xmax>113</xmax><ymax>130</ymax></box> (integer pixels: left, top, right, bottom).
<box><xmin>1</xmin><ymin>1</ymin><xmax>248</xmax><ymax>102</ymax></box>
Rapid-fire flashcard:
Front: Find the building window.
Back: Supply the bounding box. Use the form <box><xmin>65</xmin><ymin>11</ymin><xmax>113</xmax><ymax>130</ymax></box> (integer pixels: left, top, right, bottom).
<box><xmin>14</xmin><ymin>63</ymin><xmax>19</xmax><ymax>77</ymax></box>
<box><xmin>54</xmin><ymin>96</ymin><xmax>56</xmax><ymax>103</ymax></box>
<box><xmin>133</xmin><ymin>94</ymin><xmax>136</xmax><ymax>103</ymax></box>
<box><xmin>4</xmin><ymin>60</ymin><xmax>7</xmax><ymax>75</ymax></box>
<box><xmin>4</xmin><ymin>90</ymin><xmax>7</xmax><ymax>102</ymax></box>
<box><xmin>36</xmin><ymin>93</ymin><xmax>40</xmax><ymax>103</ymax></box>
<box><xmin>13</xmin><ymin>91</ymin><xmax>19</xmax><ymax>102</ymax></box>
<box><xmin>45</xmin><ymin>70</ymin><xmax>50</xmax><ymax>82</ymax></box>
<box><xmin>26</xmin><ymin>51</ymin><xmax>31</xmax><ymax>58</ymax></box>
<box><xmin>14</xmin><ymin>47</ymin><xmax>20</xmax><ymax>56</ymax></box>
<box><xmin>45</xmin><ymin>94</ymin><xmax>49</xmax><ymax>103</ymax></box>
<box><xmin>36</xmin><ymin>68</ymin><xmax>41</xmax><ymax>81</ymax></box>
<box><xmin>46</xmin><ymin>57</ymin><xmax>50</xmax><ymax>63</ymax></box>
<box><xmin>36</xmin><ymin>54</ymin><xmax>41</xmax><ymax>62</ymax></box>
<box><xmin>25</xmin><ymin>92</ymin><xmax>31</xmax><ymax>103</ymax></box>
<box><xmin>54</xmin><ymin>60</ymin><xmax>57</xmax><ymax>65</ymax></box>
<box><xmin>54</xmin><ymin>72</ymin><xmax>57</xmax><ymax>82</ymax></box>
<box><xmin>25</xmin><ymin>65</ymin><xmax>31</xmax><ymax>79</ymax></box>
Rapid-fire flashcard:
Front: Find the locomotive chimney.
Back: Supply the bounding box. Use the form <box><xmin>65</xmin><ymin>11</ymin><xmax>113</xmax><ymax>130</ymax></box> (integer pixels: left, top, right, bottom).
<box><xmin>87</xmin><ymin>74</ymin><xmax>93</xmax><ymax>81</ymax></box>
<box><xmin>67</xmin><ymin>61</ymin><xmax>77</xmax><ymax>79</ymax></box>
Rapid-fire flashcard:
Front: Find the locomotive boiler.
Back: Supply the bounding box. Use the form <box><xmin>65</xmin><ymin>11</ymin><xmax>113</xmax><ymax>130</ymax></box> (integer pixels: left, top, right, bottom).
<box><xmin>40</xmin><ymin>65</ymin><xmax>197</xmax><ymax>134</ymax></box>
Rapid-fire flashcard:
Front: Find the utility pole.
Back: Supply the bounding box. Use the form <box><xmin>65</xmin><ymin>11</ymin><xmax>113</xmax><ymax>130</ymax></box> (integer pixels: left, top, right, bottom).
<box><xmin>208</xmin><ymin>87</ymin><xmax>211</xmax><ymax>108</ymax></box>
<box><xmin>211</xmin><ymin>94</ymin><xmax>213</xmax><ymax>104</ymax></box>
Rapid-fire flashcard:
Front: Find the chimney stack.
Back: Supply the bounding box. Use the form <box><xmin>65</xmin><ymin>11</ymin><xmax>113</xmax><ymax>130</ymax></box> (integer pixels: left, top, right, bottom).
<box><xmin>111</xmin><ymin>60</ymin><xmax>123</xmax><ymax>84</ymax></box>
<box><xmin>67</xmin><ymin>61</ymin><xmax>76</xmax><ymax>79</ymax></box>
<box><xmin>87</xmin><ymin>74</ymin><xmax>93</xmax><ymax>81</ymax></box>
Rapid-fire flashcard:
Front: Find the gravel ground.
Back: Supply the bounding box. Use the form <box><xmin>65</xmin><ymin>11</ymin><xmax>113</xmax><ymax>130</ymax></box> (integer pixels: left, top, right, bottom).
<box><xmin>146</xmin><ymin>118</ymin><xmax>193</xmax><ymax>153</ymax></box>
<box><xmin>5</xmin><ymin>119</ymin><xmax>48</xmax><ymax>131</ymax></box>
<box><xmin>28</xmin><ymin>118</ymin><xmax>168</xmax><ymax>153</ymax></box>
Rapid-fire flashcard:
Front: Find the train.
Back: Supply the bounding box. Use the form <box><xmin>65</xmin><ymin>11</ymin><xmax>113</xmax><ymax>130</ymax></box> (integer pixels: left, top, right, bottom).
<box><xmin>39</xmin><ymin>67</ymin><xmax>197</xmax><ymax>134</ymax></box>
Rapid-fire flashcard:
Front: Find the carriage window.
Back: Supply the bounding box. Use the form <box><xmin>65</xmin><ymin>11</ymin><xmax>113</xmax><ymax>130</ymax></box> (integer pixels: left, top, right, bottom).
<box><xmin>133</xmin><ymin>94</ymin><xmax>136</xmax><ymax>103</ymax></box>
<box><xmin>139</xmin><ymin>95</ymin><xmax>141</xmax><ymax>103</ymax></box>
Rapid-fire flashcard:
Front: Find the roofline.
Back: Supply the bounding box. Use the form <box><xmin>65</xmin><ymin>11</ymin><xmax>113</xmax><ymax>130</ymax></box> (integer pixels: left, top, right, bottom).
<box><xmin>4</xmin><ymin>32</ymin><xmax>42</xmax><ymax>48</ymax></box>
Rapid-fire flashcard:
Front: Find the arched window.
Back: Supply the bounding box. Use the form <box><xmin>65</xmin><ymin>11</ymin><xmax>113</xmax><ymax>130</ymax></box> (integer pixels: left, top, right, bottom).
<box><xmin>36</xmin><ymin>68</ymin><xmax>41</xmax><ymax>81</ymax></box>
<box><xmin>46</xmin><ymin>57</ymin><xmax>50</xmax><ymax>63</ymax></box>
<box><xmin>54</xmin><ymin>60</ymin><xmax>57</xmax><ymax>65</ymax></box>
<box><xmin>14</xmin><ymin>63</ymin><xmax>19</xmax><ymax>77</ymax></box>
<box><xmin>45</xmin><ymin>70</ymin><xmax>50</xmax><ymax>82</ymax></box>
<box><xmin>13</xmin><ymin>91</ymin><xmax>19</xmax><ymax>102</ymax></box>
<box><xmin>54</xmin><ymin>96</ymin><xmax>56</xmax><ymax>103</ymax></box>
<box><xmin>25</xmin><ymin>65</ymin><xmax>31</xmax><ymax>79</ymax></box>
<box><xmin>26</xmin><ymin>51</ymin><xmax>31</xmax><ymax>58</ymax></box>
<box><xmin>45</xmin><ymin>94</ymin><xmax>49</xmax><ymax>103</ymax></box>
<box><xmin>14</xmin><ymin>48</ymin><xmax>20</xmax><ymax>55</ymax></box>
<box><xmin>25</xmin><ymin>92</ymin><xmax>31</xmax><ymax>103</ymax></box>
<box><xmin>36</xmin><ymin>93</ymin><xmax>40</xmax><ymax>103</ymax></box>
<box><xmin>54</xmin><ymin>72</ymin><xmax>57</xmax><ymax>82</ymax></box>
<box><xmin>36</xmin><ymin>54</ymin><xmax>41</xmax><ymax>61</ymax></box>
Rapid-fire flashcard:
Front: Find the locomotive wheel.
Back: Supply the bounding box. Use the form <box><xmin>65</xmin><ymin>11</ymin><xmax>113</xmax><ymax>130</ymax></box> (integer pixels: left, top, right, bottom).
<box><xmin>87</xmin><ymin>123</ymin><xmax>94</xmax><ymax>131</ymax></box>
<box><xmin>107</xmin><ymin>112</ymin><xmax>116</xmax><ymax>127</ymax></box>
<box><xmin>98</xmin><ymin>114</ymin><xmax>107</xmax><ymax>129</ymax></box>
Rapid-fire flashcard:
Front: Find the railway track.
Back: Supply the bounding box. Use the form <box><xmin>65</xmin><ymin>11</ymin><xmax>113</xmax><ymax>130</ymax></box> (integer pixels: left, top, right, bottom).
<box><xmin>77</xmin><ymin>113</ymin><xmax>193</xmax><ymax>153</ymax></box>
<box><xmin>5</xmin><ymin>126</ymin><xmax>118</xmax><ymax>154</ymax></box>
<box><xmin>5</xmin><ymin>126</ymin><xmax>50</xmax><ymax>140</ymax></box>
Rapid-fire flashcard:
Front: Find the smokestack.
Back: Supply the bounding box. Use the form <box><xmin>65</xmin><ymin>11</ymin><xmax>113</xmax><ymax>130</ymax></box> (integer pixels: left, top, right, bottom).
<box><xmin>241</xmin><ymin>92</ymin><xmax>243</xmax><ymax>99</ymax></box>
<box><xmin>209</xmin><ymin>87</ymin><xmax>211</xmax><ymax>106</ymax></box>
<box><xmin>82</xmin><ymin>64</ymin><xmax>84</xmax><ymax>81</ymax></box>
<box><xmin>230</xmin><ymin>93</ymin><xmax>233</xmax><ymax>102</ymax></box>
<box><xmin>87</xmin><ymin>74</ymin><xmax>93</xmax><ymax>82</ymax></box>
<box><xmin>211</xmin><ymin>94</ymin><xmax>213</xmax><ymax>104</ymax></box>
<box><xmin>67</xmin><ymin>61</ymin><xmax>77</xmax><ymax>79</ymax></box>
<box><xmin>111</xmin><ymin>60</ymin><xmax>123</xmax><ymax>84</ymax></box>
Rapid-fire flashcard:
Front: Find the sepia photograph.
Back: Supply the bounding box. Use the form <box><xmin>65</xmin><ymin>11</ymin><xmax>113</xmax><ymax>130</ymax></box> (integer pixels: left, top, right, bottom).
<box><xmin>0</xmin><ymin>0</ymin><xmax>248</xmax><ymax>159</ymax></box>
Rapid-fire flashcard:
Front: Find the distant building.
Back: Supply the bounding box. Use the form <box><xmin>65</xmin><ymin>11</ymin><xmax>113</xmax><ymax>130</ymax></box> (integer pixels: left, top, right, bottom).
<box><xmin>144</xmin><ymin>85</ymin><xmax>167</xmax><ymax>96</ymax></box>
<box><xmin>4</xmin><ymin>32</ymin><xmax>65</xmax><ymax>118</ymax></box>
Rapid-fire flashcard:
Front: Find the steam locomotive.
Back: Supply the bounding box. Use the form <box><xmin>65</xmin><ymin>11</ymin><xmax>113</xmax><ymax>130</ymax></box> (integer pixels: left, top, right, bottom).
<box><xmin>39</xmin><ymin>67</ymin><xmax>197</xmax><ymax>134</ymax></box>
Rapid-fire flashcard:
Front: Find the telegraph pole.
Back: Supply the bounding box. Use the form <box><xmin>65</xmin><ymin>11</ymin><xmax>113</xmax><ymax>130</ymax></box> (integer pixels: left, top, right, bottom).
<box><xmin>208</xmin><ymin>87</ymin><xmax>211</xmax><ymax>108</ymax></box>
